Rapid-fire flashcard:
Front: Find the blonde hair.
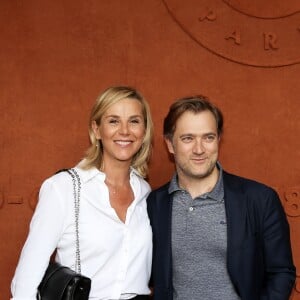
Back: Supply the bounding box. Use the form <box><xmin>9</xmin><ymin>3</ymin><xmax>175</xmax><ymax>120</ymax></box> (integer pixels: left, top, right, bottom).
<box><xmin>81</xmin><ymin>86</ymin><xmax>153</xmax><ymax>177</ymax></box>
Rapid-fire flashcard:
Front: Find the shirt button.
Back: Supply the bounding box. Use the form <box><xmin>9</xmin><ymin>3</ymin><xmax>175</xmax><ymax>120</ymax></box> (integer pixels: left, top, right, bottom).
<box><xmin>189</xmin><ymin>206</ymin><xmax>194</xmax><ymax>212</ymax></box>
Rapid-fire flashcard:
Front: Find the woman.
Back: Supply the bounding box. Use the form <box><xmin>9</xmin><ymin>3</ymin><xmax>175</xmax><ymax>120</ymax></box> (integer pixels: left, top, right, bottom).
<box><xmin>11</xmin><ymin>86</ymin><xmax>154</xmax><ymax>300</ymax></box>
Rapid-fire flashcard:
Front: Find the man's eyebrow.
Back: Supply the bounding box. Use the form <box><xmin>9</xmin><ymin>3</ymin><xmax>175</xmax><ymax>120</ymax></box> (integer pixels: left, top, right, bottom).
<box><xmin>179</xmin><ymin>133</ymin><xmax>194</xmax><ymax>138</ymax></box>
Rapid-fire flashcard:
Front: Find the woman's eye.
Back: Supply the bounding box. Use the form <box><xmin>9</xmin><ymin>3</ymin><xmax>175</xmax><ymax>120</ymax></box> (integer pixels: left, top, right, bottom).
<box><xmin>130</xmin><ymin>119</ymin><xmax>140</xmax><ymax>124</ymax></box>
<box><xmin>109</xmin><ymin>119</ymin><xmax>118</xmax><ymax>124</ymax></box>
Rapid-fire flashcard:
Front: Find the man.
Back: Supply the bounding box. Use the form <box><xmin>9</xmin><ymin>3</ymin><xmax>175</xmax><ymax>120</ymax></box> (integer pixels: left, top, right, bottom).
<box><xmin>147</xmin><ymin>95</ymin><xmax>295</xmax><ymax>300</ymax></box>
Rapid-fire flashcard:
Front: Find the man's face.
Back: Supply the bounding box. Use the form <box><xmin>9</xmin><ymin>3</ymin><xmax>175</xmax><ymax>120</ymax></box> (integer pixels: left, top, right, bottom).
<box><xmin>165</xmin><ymin>110</ymin><xmax>220</xmax><ymax>182</ymax></box>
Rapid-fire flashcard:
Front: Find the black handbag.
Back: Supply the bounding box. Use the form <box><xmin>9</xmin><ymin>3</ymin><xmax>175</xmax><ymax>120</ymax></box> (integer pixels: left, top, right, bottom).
<box><xmin>37</xmin><ymin>262</ymin><xmax>91</xmax><ymax>300</ymax></box>
<box><xmin>37</xmin><ymin>169</ymin><xmax>91</xmax><ymax>300</ymax></box>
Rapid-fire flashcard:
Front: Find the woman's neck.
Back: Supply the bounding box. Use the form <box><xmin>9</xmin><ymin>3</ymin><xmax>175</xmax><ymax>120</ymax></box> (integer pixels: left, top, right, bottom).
<box><xmin>102</xmin><ymin>160</ymin><xmax>131</xmax><ymax>186</ymax></box>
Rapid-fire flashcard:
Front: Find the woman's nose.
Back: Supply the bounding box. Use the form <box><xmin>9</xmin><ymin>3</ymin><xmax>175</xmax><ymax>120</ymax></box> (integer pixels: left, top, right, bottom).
<box><xmin>119</xmin><ymin>122</ymin><xmax>129</xmax><ymax>134</ymax></box>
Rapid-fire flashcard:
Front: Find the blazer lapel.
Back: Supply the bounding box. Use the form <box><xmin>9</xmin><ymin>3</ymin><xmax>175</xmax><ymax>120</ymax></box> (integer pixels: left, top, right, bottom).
<box><xmin>154</xmin><ymin>186</ymin><xmax>173</xmax><ymax>287</ymax></box>
<box><xmin>223</xmin><ymin>172</ymin><xmax>249</xmax><ymax>256</ymax></box>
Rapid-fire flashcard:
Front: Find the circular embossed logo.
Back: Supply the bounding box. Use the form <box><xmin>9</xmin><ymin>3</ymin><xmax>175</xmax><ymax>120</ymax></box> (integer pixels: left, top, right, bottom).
<box><xmin>162</xmin><ymin>0</ymin><xmax>300</xmax><ymax>67</ymax></box>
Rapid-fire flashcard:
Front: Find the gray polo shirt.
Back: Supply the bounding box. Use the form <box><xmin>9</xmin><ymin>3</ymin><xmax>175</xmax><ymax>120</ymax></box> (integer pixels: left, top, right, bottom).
<box><xmin>169</xmin><ymin>163</ymin><xmax>240</xmax><ymax>300</ymax></box>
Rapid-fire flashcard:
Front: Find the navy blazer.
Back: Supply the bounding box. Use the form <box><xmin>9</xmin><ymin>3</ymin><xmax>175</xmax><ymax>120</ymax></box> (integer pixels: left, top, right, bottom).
<box><xmin>147</xmin><ymin>171</ymin><xmax>296</xmax><ymax>300</ymax></box>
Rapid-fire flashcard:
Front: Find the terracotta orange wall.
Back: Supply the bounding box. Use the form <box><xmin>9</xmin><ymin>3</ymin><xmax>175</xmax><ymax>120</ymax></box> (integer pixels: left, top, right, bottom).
<box><xmin>0</xmin><ymin>1</ymin><xmax>299</xmax><ymax>299</ymax></box>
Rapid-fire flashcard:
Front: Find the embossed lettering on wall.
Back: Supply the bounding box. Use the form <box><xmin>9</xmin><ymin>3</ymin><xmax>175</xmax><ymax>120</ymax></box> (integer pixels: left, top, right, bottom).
<box><xmin>284</xmin><ymin>187</ymin><xmax>300</xmax><ymax>217</ymax></box>
<box><xmin>162</xmin><ymin>0</ymin><xmax>300</xmax><ymax>67</ymax></box>
<box><xmin>0</xmin><ymin>187</ymin><xmax>299</xmax><ymax>217</ymax></box>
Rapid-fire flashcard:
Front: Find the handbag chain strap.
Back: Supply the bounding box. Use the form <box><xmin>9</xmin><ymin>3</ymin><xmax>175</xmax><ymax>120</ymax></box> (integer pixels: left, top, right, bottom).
<box><xmin>66</xmin><ymin>168</ymin><xmax>82</xmax><ymax>274</ymax></box>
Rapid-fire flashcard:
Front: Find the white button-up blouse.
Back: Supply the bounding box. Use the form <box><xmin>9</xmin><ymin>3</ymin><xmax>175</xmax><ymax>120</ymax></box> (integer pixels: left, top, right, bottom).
<box><xmin>11</xmin><ymin>165</ymin><xmax>152</xmax><ymax>300</ymax></box>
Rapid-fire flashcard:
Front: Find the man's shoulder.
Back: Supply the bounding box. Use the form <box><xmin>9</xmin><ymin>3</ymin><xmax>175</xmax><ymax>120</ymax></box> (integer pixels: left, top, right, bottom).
<box><xmin>223</xmin><ymin>171</ymin><xmax>277</xmax><ymax>195</ymax></box>
<box><xmin>150</xmin><ymin>182</ymin><xmax>170</xmax><ymax>194</ymax></box>
<box><xmin>147</xmin><ymin>182</ymin><xmax>172</xmax><ymax>218</ymax></box>
<box><xmin>147</xmin><ymin>182</ymin><xmax>170</xmax><ymax>203</ymax></box>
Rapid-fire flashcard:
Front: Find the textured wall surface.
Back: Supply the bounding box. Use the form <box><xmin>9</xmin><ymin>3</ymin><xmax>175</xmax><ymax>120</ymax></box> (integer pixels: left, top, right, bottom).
<box><xmin>0</xmin><ymin>1</ymin><xmax>299</xmax><ymax>299</ymax></box>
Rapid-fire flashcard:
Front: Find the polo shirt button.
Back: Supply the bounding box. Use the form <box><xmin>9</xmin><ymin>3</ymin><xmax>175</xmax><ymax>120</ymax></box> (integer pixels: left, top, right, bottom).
<box><xmin>189</xmin><ymin>206</ymin><xmax>194</xmax><ymax>212</ymax></box>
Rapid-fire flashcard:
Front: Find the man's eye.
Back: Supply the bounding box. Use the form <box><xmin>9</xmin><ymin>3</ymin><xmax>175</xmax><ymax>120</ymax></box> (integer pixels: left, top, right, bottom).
<box><xmin>205</xmin><ymin>135</ymin><xmax>216</xmax><ymax>142</ymax></box>
<box><xmin>181</xmin><ymin>136</ymin><xmax>193</xmax><ymax>142</ymax></box>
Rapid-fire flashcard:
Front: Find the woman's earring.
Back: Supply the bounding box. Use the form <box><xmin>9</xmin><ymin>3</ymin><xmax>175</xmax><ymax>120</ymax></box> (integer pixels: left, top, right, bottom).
<box><xmin>96</xmin><ymin>139</ymin><xmax>102</xmax><ymax>148</ymax></box>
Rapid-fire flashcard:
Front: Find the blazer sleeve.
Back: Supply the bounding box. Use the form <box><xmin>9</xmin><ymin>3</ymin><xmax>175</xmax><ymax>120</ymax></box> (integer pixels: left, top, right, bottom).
<box><xmin>260</xmin><ymin>188</ymin><xmax>296</xmax><ymax>300</ymax></box>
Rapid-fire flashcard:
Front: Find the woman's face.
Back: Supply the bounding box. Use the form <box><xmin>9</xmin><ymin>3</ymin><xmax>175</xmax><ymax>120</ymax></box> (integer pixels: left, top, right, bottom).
<box><xmin>92</xmin><ymin>98</ymin><xmax>145</xmax><ymax>168</ymax></box>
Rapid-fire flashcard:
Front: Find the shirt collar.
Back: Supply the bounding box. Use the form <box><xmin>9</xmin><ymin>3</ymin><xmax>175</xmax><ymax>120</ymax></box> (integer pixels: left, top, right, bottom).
<box><xmin>168</xmin><ymin>161</ymin><xmax>224</xmax><ymax>201</ymax></box>
<box><xmin>75</xmin><ymin>161</ymin><xmax>142</xmax><ymax>184</ymax></box>
<box><xmin>74</xmin><ymin>164</ymin><xmax>104</xmax><ymax>184</ymax></box>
